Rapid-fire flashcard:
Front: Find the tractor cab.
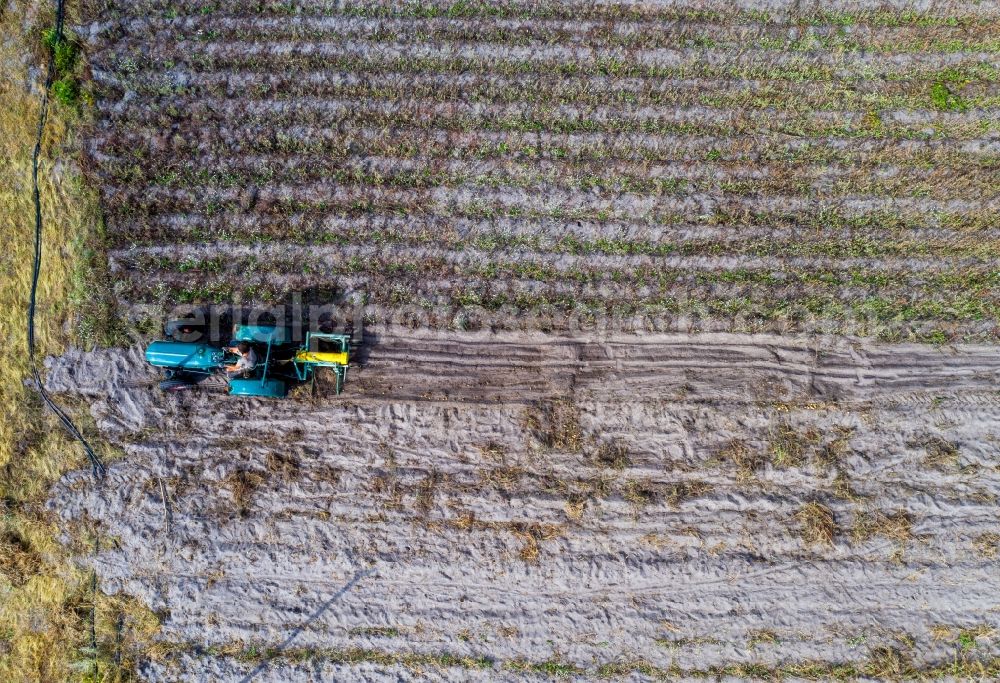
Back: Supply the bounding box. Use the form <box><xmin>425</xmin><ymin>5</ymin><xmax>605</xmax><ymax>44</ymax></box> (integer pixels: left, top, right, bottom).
<box><xmin>226</xmin><ymin>325</ymin><xmax>292</xmax><ymax>398</ymax></box>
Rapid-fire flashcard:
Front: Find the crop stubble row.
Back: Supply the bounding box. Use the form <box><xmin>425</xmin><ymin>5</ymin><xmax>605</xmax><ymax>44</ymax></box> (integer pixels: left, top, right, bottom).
<box><xmin>81</xmin><ymin>1</ymin><xmax>1000</xmax><ymax>339</ymax></box>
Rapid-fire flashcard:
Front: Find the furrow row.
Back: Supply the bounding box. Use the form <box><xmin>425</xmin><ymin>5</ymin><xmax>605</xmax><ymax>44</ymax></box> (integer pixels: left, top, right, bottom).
<box><xmin>116</xmin><ymin>267</ymin><xmax>1000</xmax><ymax>332</ymax></box>
<box><xmin>94</xmin><ymin>95</ymin><xmax>999</xmax><ymax>142</ymax></box>
<box><xmin>83</xmin><ymin>0</ymin><xmax>1000</xmax><ymax>27</ymax></box>
<box><xmin>90</xmin><ymin>151</ymin><xmax>1000</xmax><ymax>202</ymax></box>
<box><xmin>91</xmin><ymin>68</ymin><xmax>1000</xmax><ymax>113</ymax></box>
<box><xmin>97</xmin><ymin>40</ymin><xmax>1000</xmax><ymax>83</ymax></box>
<box><xmin>106</xmin><ymin>211</ymin><xmax>1000</xmax><ymax>251</ymax></box>
<box><xmin>90</xmin><ymin>123</ymin><xmax>1000</xmax><ymax>170</ymax></box>
<box><xmin>97</xmin><ymin>181</ymin><xmax>999</xmax><ymax>224</ymax></box>
<box><xmin>109</xmin><ymin>240</ymin><xmax>1000</xmax><ymax>276</ymax></box>
<box><xmin>83</xmin><ymin>14</ymin><xmax>1000</xmax><ymax>55</ymax></box>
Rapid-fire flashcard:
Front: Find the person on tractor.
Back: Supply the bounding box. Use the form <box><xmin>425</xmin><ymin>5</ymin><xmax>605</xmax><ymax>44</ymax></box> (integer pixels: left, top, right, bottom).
<box><xmin>224</xmin><ymin>341</ymin><xmax>258</xmax><ymax>379</ymax></box>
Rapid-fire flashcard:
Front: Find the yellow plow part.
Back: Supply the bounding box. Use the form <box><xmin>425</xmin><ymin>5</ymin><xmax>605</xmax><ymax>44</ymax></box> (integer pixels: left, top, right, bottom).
<box><xmin>294</xmin><ymin>350</ymin><xmax>349</xmax><ymax>366</ymax></box>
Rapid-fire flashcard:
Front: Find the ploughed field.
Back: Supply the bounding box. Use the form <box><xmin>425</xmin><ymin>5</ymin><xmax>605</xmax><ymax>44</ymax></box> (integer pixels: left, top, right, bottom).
<box><xmin>46</xmin><ymin>331</ymin><xmax>1000</xmax><ymax>681</ymax></box>
<box><xmin>56</xmin><ymin>1</ymin><xmax>1000</xmax><ymax>681</ymax></box>
<box><xmin>83</xmin><ymin>0</ymin><xmax>1000</xmax><ymax>339</ymax></box>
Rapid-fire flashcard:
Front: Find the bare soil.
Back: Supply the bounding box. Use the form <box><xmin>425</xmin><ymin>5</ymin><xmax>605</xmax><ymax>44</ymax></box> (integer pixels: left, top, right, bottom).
<box><xmin>46</xmin><ymin>328</ymin><xmax>1000</xmax><ymax>680</ymax></box>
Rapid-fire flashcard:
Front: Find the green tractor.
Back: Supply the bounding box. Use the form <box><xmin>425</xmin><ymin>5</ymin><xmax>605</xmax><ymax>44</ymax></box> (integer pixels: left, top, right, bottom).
<box><xmin>145</xmin><ymin>322</ymin><xmax>360</xmax><ymax>398</ymax></box>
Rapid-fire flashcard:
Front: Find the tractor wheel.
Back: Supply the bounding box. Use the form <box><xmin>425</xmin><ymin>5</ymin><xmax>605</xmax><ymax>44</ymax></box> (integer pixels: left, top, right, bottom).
<box><xmin>165</xmin><ymin>318</ymin><xmax>206</xmax><ymax>343</ymax></box>
<box><xmin>159</xmin><ymin>378</ymin><xmax>194</xmax><ymax>393</ymax></box>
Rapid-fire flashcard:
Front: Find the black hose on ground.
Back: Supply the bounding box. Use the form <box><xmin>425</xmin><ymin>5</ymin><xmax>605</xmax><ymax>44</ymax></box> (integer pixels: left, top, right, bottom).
<box><xmin>27</xmin><ymin>0</ymin><xmax>106</xmax><ymax>481</ymax></box>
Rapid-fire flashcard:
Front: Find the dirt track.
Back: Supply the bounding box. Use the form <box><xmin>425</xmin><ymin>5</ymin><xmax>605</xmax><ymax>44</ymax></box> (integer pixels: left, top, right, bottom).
<box><xmin>46</xmin><ymin>329</ymin><xmax>1000</xmax><ymax>680</ymax></box>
